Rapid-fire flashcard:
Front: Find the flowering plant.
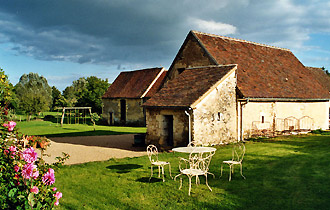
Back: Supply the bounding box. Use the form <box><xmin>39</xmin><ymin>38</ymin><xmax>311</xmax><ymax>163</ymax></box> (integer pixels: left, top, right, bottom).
<box><xmin>1</xmin><ymin>69</ymin><xmax>66</xmax><ymax>209</ymax></box>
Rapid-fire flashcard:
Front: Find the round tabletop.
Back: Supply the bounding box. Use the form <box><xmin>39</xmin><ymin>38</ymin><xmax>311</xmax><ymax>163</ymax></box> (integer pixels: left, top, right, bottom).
<box><xmin>172</xmin><ymin>146</ymin><xmax>216</xmax><ymax>153</ymax></box>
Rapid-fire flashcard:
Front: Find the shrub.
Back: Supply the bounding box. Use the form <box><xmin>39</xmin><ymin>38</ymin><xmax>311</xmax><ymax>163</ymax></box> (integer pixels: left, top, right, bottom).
<box><xmin>1</xmin><ymin>69</ymin><xmax>65</xmax><ymax>209</ymax></box>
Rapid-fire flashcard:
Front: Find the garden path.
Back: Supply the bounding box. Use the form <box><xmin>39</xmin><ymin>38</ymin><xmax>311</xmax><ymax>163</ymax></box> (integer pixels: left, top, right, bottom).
<box><xmin>37</xmin><ymin>134</ymin><xmax>147</xmax><ymax>165</ymax></box>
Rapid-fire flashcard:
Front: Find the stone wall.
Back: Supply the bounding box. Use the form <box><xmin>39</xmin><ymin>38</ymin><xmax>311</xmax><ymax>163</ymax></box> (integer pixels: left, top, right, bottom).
<box><xmin>145</xmin><ymin>108</ymin><xmax>189</xmax><ymax>147</ymax></box>
<box><xmin>240</xmin><ymin>101</ymin><xmax>329</xmax><ymax>138</ymax></box>
<box><xmin>193</xmin><ymin>71</ymin><xmax>237</xmax><ymax>145</ymax></box>
<box><xmin>165</xmin><ymin>35</ymin><xmax>215</xmax><ymax>83</ymax></box>
<box><xmin>102</xmin><ymin>98</ymin><xmax>145</xmax><ymax>126</ymax></box>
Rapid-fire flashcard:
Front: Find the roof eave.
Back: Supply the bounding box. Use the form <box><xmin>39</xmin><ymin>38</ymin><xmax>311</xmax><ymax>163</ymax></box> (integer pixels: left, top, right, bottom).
<box><xmin>239</xmin><ymin>97</ymin><xmax>330</xmax><ymax>102</ymax></box>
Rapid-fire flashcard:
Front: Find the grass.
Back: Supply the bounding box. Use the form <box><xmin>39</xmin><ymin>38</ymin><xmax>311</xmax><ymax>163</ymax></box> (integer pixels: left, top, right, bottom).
<box><xmin>15</xmin><ymin>120</ymin><xmax>146</xmax><ymax>137</ymax></box>
<box><xmin>53</xmin><ymin>134</ymin><xmax>330</xmax><ymax>210</ymax></box>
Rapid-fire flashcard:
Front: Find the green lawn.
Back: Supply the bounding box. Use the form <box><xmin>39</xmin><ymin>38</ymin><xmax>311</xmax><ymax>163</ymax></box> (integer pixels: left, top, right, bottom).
<box><xmin>53</xmin><ymin>134</ymin><xmax>330</xmax><ymax>210</ymax></box>
<box><xmin>15</xmin><ymin>120</ymin><xmax>146</xmax><ymax>137</ymax></box>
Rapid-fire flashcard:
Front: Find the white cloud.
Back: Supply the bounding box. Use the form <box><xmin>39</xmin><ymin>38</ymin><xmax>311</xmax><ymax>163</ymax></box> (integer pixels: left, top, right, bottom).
<box><xmin>189</xmin><ymin>17</ymin><xmax>237</xmax><ymax>35</ymax></box>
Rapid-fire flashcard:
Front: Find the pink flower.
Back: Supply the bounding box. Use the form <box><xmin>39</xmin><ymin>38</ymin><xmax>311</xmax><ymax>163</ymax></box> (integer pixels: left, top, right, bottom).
<box><xmin>14</xmin><ymin>174</ymin><xmax>19</xmax><ymax>179</ymax></box>
<box><xmin>53</xmin><ymin>191</ymin><xmax>62</xmax><ymax>206</ymax></box>
<box><xmin>22</xmin><ymin>147</ymin><xmax>38</xmax><ymax>163</ymax></box>
<box><xmin>22</xmin><ymin>163</ymin><xmax>38</xmax><ymax>179</ymax></box>
<box><xmin>42</xmin><ymin>168</ymin><xmax>55</xmax><ymax>185</ymax></box>
<box><xmin>52</xmin><ymin>187</ymin><xmax>57</xmax><ymax>191</ymax></box>
<box><xmin>9</xmin><ymin>146</ymin><xmax>16</xmax><ymax>152</ymax></box>
<box><xmin>54</xmin><ymin>200</ymin><xmax>59</xmax><ymax>206</ymax></box>
<box><xmin>54</xmin><ymin>191</ymin><xmax>62</xmax><ymax>199</ymax></box>
<box><xmin>30</xmin><ymin>186</ymin><xmax>39</xmax><ymax>194</ymax></box>
<box><xmin>3</xmin><ymin>121</ymin><xmax>16</xmax><ymax>131</ymax></box>
<box><xmin>4</xmin><ymin>150</ymin><xmax>9</xmax><ymax>155</ymax></box>
<box><xmin>14</xmin><ymin>165</ymin><xmax>20</xmax><ymax>172</ymax></box>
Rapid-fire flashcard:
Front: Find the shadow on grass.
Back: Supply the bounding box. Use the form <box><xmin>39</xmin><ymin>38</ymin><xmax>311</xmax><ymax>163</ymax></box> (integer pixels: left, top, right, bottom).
<box><xmin>136</xmin><ymin>177</ymin><xmax>163</xmax><ymax>183</ymax></box>
<box><xmin>107</xmin><ymin>164</ymin><xmax>143</xmax><ymax>173</ymax></box>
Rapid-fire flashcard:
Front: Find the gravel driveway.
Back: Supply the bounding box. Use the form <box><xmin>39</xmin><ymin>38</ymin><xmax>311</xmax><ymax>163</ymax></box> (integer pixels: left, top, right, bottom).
<box><xmin>39</xmin><ymin>134</ymin><xmax>147</xmax><ymax>165</ymax></box>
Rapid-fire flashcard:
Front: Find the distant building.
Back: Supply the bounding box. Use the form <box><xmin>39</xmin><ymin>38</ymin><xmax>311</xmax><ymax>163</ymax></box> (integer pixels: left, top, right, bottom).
<box><xmin>102</xmin><ymin>67</ymin><xmax>167</xmax><ymax>126</ymax></box>
<box><xmin>143</xmin><ymin>31</ymin><xmax>330</xmax><ymax>147</ymax></box>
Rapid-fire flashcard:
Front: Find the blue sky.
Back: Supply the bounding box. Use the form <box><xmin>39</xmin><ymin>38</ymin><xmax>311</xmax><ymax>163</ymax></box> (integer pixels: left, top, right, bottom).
<box><xmin>0</xmin><ymin>0</ymin><xmax>330</xmax><ymax>91</ymax></box>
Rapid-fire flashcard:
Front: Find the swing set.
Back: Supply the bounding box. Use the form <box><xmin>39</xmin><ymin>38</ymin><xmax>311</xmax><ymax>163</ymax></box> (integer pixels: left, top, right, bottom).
<box><xmin>56</xmin><ymin>107</ymin><xmax>94</xmax><ymax>127</ymax></box>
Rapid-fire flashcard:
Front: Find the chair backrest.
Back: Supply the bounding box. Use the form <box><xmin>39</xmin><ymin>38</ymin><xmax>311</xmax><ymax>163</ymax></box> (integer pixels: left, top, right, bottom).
<box><xmin>232</xmin><ymin>142</ymin><xmax>245</xmax><ymax>163</ymax></box>
<box><xmin>188</xmin><ymin>150</ymin><xmax>215</xmax><ymax>172</ymax></box>
<box><xmin>147</xmin><ymin>144</ymin><xmax>158</xmax><ymax>163</ymax></box>
<box><xmin>187</xmin><ymin>141</ymin><xmax>203</xmax><ymax>147</ymax></box>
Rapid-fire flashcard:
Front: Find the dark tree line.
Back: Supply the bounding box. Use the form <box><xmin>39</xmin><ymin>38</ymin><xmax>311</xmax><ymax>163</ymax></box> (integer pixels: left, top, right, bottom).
<box><xmin>4</xmin><ymin>71</ymin><xmax>110</xmax><ymax>118</ymax></box>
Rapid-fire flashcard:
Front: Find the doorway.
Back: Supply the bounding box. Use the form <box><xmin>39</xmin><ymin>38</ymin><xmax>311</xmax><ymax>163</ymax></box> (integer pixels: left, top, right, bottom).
<box><xmin>109</xmin><ymin>112</ymin><xmax>113</xmax><ymax>125</ymax></box>
<box><xmin>120</xmin><ymin>99</ymin><xmax>126</xmax><ymax>124</ymax></box>
<box><xmin>164</xmin><ymin>115</ymin><xmax>174</xmax><ymax>146</ymax></box>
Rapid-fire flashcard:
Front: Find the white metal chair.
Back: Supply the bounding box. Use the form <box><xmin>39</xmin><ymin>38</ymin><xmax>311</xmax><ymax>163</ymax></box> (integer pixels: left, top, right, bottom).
<box><xmin>147</xmin><ymin>145</ymin><xmax>172</xmax><ymax>182</ymax></box>
<box><xmin>174</xmin><ymin>150</ymin><xmax>215</xmax><ymax>195</ymax></box>
<box><xmin>220</xmin><ymin>142</ymin><xmax>246</xmax><ymax>181</ymax></box>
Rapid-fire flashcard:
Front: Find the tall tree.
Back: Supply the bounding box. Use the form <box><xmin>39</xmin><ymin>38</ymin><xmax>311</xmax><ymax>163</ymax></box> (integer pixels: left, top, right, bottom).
<box><xmin>63</xmin><ymin>77</ymin><xmax>87</xmax><ymax>107</ymax></box>
<box><xmin>14</xmin><ymin>73</ymin><xmax>52</xmax><ymax>119</ymax></box>
<box><xmin>0</xmin><ymin>68</ymin><xmax>14</xmax><ymax>108</ymax></box>
<box><xmin>51</xmin><ymin>86</ymin><xmax>66</xmax><ymax>110</ymax></box>
<box><xmin>76</xmin><ymin>76</ymin><xmax>109</xmax><ymax>114</ymax></box>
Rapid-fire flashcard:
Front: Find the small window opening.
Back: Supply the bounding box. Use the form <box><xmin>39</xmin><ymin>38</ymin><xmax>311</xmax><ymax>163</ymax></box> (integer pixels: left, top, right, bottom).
<box><xmin>261</xmin><ymin>116</ymin><xmax>265</xmax><ymax>123</ymax></box>
<box><xmin>178</xmin><ymin>68</ymin><xmax>185</xmax><ymax>74</ymax></box>
<box><xmin>217</xmin><ymin>112</ymin><xmax>223</xmax><ymax>121</ymax></box>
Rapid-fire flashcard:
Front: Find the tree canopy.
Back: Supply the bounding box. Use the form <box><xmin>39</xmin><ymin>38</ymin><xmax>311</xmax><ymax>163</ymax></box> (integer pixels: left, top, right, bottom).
<box><xmin>63</xmin><ymin>76</ymin><xmax>109</xmax><ymax>114</ymax></box>
<box><xmin>14</xmin><ymin>73</ymin><xmax>52</xmax><ymax>116</ymax></box>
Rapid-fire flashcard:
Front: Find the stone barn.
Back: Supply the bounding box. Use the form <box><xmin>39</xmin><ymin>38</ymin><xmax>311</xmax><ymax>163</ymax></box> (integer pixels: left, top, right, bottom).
<box><xmin>143</xmin><ymin>31</ymin><xmax>330</xmax><ymax>147</ymax></box>
<box><xmin>102</xmin><ymin>67</ymin><xmax>167</xmax><ymax>126</ymax></box>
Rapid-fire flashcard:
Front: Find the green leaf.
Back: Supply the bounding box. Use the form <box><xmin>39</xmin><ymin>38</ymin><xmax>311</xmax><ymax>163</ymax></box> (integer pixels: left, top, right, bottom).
<box><xmin>8</xmin><ymin>188</ymin><xmax>17</xmax><ymax>197</ymax></box>
<box><xmin>28</xmin><ymin>192</ymin><xmax>36</xmax><ymax>207</ymax></box>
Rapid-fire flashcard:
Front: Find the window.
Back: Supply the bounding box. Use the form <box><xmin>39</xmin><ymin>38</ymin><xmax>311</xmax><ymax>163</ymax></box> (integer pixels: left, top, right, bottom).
<box><xmin>261</xmin><ymin>116</ymin><xmax>265</xmax><ymax>123</ymax></box>
<box><xmin>178</xmin><ymin>68</ymin><xmax>185</xmax><ymax>74</ymax></box>
<box><xmin>217</xmin><ymin>112</ymin><xmax>223</xmax><ymax>121</ymax></box>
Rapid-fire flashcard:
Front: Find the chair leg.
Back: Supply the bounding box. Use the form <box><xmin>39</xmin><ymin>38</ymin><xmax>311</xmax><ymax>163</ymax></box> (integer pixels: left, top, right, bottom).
<box><xmin>220</xmin><ymin>164</ymin><xmax>223</xmax><ymax>179</ymax></box>
<box><xmin>240</xmin><ymin>164</ymin><xmax>246</xmax><ymax>179</ymax></box>
<box><xmin>174</xmin><ymin>173</ymin><xmax>181</xmax><ymax>181</ymax></box>
<box><xmin>162</xmin><ymin>166</ymin><xmax>165</xmax><ymax>182</ymax></box>
<box><xmin>149</xmin><ymin>165</ymin><xmax>153</xmax><ymax>181</ymax></box>
<box><xmin>168</xmin><ymin>163</ymin><xmax>173</xmax><ymax>179</ymax></box>
<box><xmin>229</xmin><ymin>165</ymin><xmax>232</xmax><ymax>181</ymax></box>
<box><xmin>158</xmin><ymin>166</ymin><xmax>161</xmax><ymax>178</ymax></box>
<box><xmin>179</xmin><ymin>177</ymin><xmax>182</xmax><ymax>190</ymax></box>
<box><xmin>188</xmin><ymin>176</ymin><xmax>192</xmax><ymax>196</ymax></box>
<box><xmin>205</xmin><ymin>174</ymin><xmax>212</xmax><ymax>192</ymax></box>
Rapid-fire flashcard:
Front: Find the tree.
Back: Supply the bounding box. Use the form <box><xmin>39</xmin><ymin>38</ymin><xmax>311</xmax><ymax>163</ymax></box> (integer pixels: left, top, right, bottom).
<box><xmin>0</xmin><ymin>68</ymin><xmax>14</xmax><ymax>108</ymax></box>
<box><xmin>51</xmin><ymin>86</ymin><xmax>66</xmax><ymax>110</ymax></box>
<box><xmin>76</xmin><ymin>76</ymin><xmax>110</xmax><ymax>114</ymax></box>
<box><xmin>14</xmin><ymin>73</ymin><xmax>52</xmax><ymax>119</ymax></box>
<box><xmin>62</xmin><ymin>78</ymin><xmax>87</xmax><ymax>107</ymax></box>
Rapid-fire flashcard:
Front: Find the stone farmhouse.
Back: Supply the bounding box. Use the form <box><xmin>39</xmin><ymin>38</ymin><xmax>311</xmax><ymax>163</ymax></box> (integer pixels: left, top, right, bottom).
<box><xmin>102</xmin><ymin>67</ymin><xmax>167</xmax><ymax>126</ymax></box>
<box><xmin>143</xmin><ymin>30</ymin><xmax>330</xmax><ymax>147</ymax></box>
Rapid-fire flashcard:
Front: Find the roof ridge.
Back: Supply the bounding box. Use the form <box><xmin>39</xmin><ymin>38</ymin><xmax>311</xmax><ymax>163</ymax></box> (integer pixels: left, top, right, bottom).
<box><xmin>185</xmin><ymin>64</ymin><xmax>237</xmax><ymax>70</ymax></box>
<box><xmin>191</xmin><ymin>30</ymin><xmax>291</xmax><ymax>52</ymax></box>
<box><xmin>121</xmin><ymin>67</ymin><xmax>163</xmax><ymax>73</ymax></box>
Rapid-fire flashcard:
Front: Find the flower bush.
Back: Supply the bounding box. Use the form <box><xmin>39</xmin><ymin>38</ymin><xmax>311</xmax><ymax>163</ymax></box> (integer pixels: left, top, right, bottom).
<box><xmin>1</xmin><ymin>68</ymin><xmax>66</xmax><ymax>209</ymax></box>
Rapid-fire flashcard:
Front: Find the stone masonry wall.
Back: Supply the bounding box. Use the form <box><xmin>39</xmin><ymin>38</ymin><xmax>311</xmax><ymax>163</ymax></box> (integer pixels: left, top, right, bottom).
<box><xmin>241</xmin><ymin>101</ymin><xmax>329</xmax><ymax>138</ymax></box>
<box><xmin>102</xmin><ymin>98</ymin><xmax>145</xmax><ymax>126</ymax></box>
<box><xmin>193</xmin><ymin>71</ymin><xmax>237</xmax><ymax>145</ymax></box>
<box><xmin>165</xmin><ymin>36</ymin><xmax>215</xmax><ymax>83</ymax></box>
<box><xmin>145</xmin><ymin>108</ymin><xmax>189</xmax><ymax>147</ymax></box>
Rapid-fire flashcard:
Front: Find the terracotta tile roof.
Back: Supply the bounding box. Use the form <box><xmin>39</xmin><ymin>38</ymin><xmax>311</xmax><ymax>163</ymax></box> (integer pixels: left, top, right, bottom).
<box><xmin>192</xmin><ymin>31</ymin><xmax>330</xmax><ymax>99</ymax></box>
<box><xmin>144</xmin><ymin>70</ymin><xmax>168</xmax><ymax>98</ymax></box>
<box><xmin>143</xmin><ymin>65</ymin><xmax>236</xmax><ymax>107</ymax></box>
<box><xmin>102</xmin><ymin>67</ymin><xmax>166</xmax><ymax>99</ymax></box>
<box><xmin>306</xmin><ymin>67</ymin><xmax>330</xmax><ymax>92</ymax></box>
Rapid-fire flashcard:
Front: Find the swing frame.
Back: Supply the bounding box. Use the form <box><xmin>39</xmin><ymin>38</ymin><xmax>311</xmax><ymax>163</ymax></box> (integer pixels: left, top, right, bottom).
<box><xmin>56</xmin><ymin>107</ymin><xmax>93</xmax><ymax>127</ymax></box>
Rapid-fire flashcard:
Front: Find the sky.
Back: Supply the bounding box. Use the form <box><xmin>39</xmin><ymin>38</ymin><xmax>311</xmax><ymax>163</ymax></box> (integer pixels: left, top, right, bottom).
<box><xmin>0</xmin><ymin>0</ymin><xmax>330</xmax><ymax>91</ymax></box>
